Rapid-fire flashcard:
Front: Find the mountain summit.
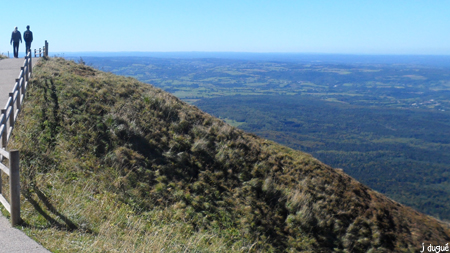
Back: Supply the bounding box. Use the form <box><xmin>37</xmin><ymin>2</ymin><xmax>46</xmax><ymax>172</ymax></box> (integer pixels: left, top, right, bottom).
<box><xmin>8</xmin><ymin>57</ymin><xmax>449</xmax><ymax>252</ymax></box>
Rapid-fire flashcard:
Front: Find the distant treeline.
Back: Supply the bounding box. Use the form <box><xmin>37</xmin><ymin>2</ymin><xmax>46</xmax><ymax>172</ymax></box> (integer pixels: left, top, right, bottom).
<box><xmin>195</xmin><ymin>95</ymin><xmax>450</xmax><ymax>221</ymax></box>
<box><xmin>78</xmin><ymin>56</ymin><xmax>450</xmax><ymax>111</ymax></box>
<box><xmin>69</xmin><ymin>53</ymin><xmax>450</xmax><ymax>67</ymax></box>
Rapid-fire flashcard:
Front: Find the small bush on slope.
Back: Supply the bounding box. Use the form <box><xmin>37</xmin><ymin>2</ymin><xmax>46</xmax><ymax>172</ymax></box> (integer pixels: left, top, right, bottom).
<box><xmin>6</xmin><ymin>57</ymin><xmax>450</xmax><ymax>252</ymax></box>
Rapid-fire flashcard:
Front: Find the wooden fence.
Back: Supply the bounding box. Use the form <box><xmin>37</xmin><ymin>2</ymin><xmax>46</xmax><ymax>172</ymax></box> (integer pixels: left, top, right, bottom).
<box><xmin>34</xmin><ymin>40</ymin><xmax>48</xmax><ymax>58</ymax></box>
<box><xmin>0</xmin><ymin>42</ymin><xmax>47</xmax><ymax>226</ymax></box>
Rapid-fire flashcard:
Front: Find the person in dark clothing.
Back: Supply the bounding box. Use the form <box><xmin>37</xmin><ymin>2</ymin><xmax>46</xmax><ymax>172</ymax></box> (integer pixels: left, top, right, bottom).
<box><xmin>10</xmin><ymin>27</ymin><xmax>22</xmax><ymax>58</ymax></box>
<box><xmin>23</xmin><ymin>25</ymin><xmax>33</xmax><ymax>55</ymax></box>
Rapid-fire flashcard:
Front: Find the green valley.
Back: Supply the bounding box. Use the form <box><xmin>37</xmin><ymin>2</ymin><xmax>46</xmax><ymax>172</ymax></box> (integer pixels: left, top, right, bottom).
<box><xmin>195</xmin><ymin>95</ymin><xmax>450</xmax><ymax>220</ymax></box>
<box><xmin>81</xmin><ymin>55</ymin><xmax>450</xmax><ymax>221</ymax></box>
<box><xmin>1</xmin><ymin>57</ymin><xmax>448</xmax><ymax>252</ymax></box>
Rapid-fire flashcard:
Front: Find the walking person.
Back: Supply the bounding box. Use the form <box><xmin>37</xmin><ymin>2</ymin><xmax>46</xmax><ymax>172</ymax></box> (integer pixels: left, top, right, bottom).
<box><xmin>23</xmin><ymin>25</ymin><xmax>33</xmax><ymax>55</ymax></box>
<box><xmin>10</xmin><ymin>27</ymin><xmax>22</xmax><ymax>58</ymax></box>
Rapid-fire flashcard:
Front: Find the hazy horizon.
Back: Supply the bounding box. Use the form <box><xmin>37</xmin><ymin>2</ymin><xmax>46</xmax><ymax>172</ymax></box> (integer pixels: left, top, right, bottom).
<box><xmin>56</xmin><ymin>51</ymin><xmax>450</xmax><ymax>68</ymax></box>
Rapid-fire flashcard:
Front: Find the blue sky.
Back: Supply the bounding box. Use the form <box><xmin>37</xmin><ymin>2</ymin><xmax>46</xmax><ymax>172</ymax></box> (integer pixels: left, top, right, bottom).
<box><xmin>1</xmin><ymin>0</ymin><xmax>450</xmax><ymax>55</ymax></box>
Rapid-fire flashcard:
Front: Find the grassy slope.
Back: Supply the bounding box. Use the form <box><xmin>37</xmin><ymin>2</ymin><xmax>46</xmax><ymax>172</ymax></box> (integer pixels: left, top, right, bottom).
<box><xmin>4</xmin><ymin>57</ymin><xmax>449</xmax><ymax>252</ymax></box>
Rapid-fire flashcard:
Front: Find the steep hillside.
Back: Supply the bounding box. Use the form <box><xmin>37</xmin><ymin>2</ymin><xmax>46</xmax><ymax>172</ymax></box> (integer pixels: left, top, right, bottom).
<box><xmin>5</xmin><ymin>57</ymin><xmax>449</xmax><ymax>252</ymax></box>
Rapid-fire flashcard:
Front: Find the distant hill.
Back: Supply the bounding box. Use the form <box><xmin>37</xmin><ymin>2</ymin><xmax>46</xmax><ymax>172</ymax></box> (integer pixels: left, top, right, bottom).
<box><xmin>66</xmin><ymin>52</ymin><xmax>450</xmax><ymax>67</ymax></box>
<box><xmin>7</xmin><ymin>57</ymin><xmax>450</xmax><ymax>252</ymax></box>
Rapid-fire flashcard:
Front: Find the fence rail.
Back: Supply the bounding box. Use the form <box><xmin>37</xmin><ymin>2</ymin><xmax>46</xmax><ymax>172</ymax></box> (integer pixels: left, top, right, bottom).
<box><xmin>0</xmin><ymin>41</ymin><xmax>47</xmax><ymax>226</ymax></box>
<box><xmin>34</xmin><ymin>40</ymin><xmax>48</xmax><ymax>58</ymax></box>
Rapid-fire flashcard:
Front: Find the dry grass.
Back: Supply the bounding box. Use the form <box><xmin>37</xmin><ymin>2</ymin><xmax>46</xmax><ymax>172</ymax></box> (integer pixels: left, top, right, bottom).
<box><xmin>18</xmin><ymin>176</ymin><xmax>254</xmax><ymax>252</ymax></box>
<box><xmin>5</xmin><ymin>57</ymin><xmax>450</xmax><ymax>252</ymax></box>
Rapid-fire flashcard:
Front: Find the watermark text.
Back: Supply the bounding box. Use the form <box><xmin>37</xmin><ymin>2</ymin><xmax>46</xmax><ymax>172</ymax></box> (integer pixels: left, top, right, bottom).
<box><xmin>421</xmin><ymin>243</ymin><xmax>449</xmax><ymax>253</ymax></box>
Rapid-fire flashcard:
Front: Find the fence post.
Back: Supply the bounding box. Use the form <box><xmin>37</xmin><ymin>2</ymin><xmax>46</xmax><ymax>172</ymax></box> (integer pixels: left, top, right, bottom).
<box><xmin>9</xmin><ymin>93</ymin><xmax>14</xmax><ymax>128</ymax></box>
<box><xmin>1</xmin><ymin>109</ymin><xmax>6</xmax><ymax>149</ymax></box>
<box><xmin>17</xmin><ymin>78</ymin><xmax>23</xmax><ymax>103</ymax></box>
<box><xmin>21</xmin><ymin>67</ymin><xmax>27</xmax><ymax>85</ymax></box>
<box><xmin>29</xmin><ymin>53</ymin><xmax>32</xmax><ymax>76</ymax></box>
<box><xmin>24</xmin><ymin>64</ymin><xmax>28</xmax><ymax>83</ymax></box>
<box><xmin>24</xmin><ymin>62</ymin><xmax>28</xmax><ymax>83</ymax></box>
<box><xmin>16</xmin><ymin>81</ymin><xmax>21</xmax><ymax>111</ymax></box>
<box><xmin>0</xmin><ymin>163</ymin><xmax>2</xmax><ymax>196</ymax></box>
<box><xmin>9</xmin><ymin>150</ymin><xmax>20</xmax><ymax>226</ymax></box>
